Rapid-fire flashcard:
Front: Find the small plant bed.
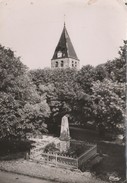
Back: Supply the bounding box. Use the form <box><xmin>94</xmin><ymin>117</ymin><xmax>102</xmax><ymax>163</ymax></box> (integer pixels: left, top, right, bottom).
<box><xmin>43</xmin><ymin>140</ymin><xmax>92</xmax><ymax>158</ymax></box>
<box><xmin>67</xmin><ymin>140</ymin><xmax>91</xmax><ymax>157</ymax></box>
<box><xmin>41</xmin><ymin>140</ymin><xmax>97</xmax><ymax>169</ymax></box>
<box><xmin>29</xmin><ymin>136</ymin><xmax>97</xmax><ymax>170</ymax></box>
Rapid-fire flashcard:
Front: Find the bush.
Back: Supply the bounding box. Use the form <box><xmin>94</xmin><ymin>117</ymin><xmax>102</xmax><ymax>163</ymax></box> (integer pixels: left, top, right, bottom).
<box><xmin>44</xmin><ymin>142</ymin><xmax>59</xmax><ymax>153</ymax></box>
<box><xmin>0</xmin><ymin>139</ymin><xmax>32</xmax><ymax>156</ymax></box>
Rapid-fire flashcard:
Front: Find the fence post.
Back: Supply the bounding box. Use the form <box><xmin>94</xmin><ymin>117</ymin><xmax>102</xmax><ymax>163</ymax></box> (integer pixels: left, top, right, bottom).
<box><xmin>56</xmin><ymin>153</ymin><xmax>57</xmax><ymax>167</ymax></box>
<box><xmin>47</xmin><ymin>152</ymin><xmax>49</xmax><ymax>164</ymax></box>
<box><xmin>77</xmin><ymin>159</ymin><xmax>79</xmax><ymax>169</ymax></box>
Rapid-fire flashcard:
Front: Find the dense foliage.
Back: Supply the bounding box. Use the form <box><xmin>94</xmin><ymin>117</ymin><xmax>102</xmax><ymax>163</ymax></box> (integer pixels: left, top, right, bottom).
<box><xmin>0</xmin><ymin>45</ymin><xmax>50</xmax><ymax>139</ymax></box>
<box><xmin>30</xmin><ymin>42</ymin><xmax>125</xmax><ymax>135</ymax></box>
<box><xmin>0</xmin><ymin>41</ymin><xmax>125</xmax><ymax>139</ymax></box>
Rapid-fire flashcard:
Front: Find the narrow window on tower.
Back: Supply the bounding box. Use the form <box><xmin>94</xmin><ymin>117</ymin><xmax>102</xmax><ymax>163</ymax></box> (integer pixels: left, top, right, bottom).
<box><xmin>55</xmin><ymin>61</ymin><xmax>58</xmax><ymax>67</ymax></box>
<box><xmin>72</xmin><ymin>61</ymin><xmax>74</xmax><ymax>67</ymax></box>
<box><xmin>75</xmin><ymin>61</ymin><xmax>77</xmax><ymax>67</ymax></box>
<box><xmin>61</xmin><ymin>60</ymin><xmax>64</xmax><ymax>67</ymax></box>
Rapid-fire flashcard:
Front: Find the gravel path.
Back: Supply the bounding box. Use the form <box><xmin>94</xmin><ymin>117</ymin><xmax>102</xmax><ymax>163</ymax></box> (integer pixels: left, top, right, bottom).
<box><xmin>0</xmin><ymin>159</ymin><xmax>107</xmax><ymax>183</ymax></box>
<box><xmin>0</xmin><ymin>170</ymin><xmax>54</xmax><ymax>183</ymax></box>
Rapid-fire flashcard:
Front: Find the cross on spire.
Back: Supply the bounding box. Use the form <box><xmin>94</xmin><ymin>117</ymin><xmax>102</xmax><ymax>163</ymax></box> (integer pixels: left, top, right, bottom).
<box><xmin>64</xmin><ymin>14</ymin><xmax>66</xmax><ymax>26</ymax></box>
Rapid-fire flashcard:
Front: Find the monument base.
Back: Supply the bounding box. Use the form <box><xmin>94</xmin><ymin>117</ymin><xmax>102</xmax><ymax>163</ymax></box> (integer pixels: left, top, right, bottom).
<box><xmin>60</xmin><ymin>140</ymin><xmax>70</xmax><ymax>153</ymax></box>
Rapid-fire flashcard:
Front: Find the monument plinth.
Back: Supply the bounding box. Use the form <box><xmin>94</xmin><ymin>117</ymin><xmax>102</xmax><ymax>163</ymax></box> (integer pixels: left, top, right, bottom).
<box><xmin>59</xmin><ymin>115</ymin><xmax>70</xmax><ymax>152</ymax></box>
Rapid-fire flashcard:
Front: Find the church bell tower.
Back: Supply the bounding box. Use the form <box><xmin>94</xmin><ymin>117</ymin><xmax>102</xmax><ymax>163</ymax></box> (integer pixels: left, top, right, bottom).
<box><xmin>51</xmin><ymin>23</ymin><xmax>80</xmax><ymax>69</ymax></box>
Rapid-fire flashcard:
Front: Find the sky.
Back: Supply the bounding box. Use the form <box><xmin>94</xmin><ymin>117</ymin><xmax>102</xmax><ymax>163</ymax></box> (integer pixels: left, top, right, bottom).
<box><xmin>0</xmin><ymin>0</ymin><xmax>127</xmax><ymax>69</ymax></box>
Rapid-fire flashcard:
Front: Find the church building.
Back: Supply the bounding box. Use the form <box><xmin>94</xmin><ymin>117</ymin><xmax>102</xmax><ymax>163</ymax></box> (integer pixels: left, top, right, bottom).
<box><xmin>51</xmin><ymin>24</ymin><xmax>80</xmax><ymax>69</ymax></box>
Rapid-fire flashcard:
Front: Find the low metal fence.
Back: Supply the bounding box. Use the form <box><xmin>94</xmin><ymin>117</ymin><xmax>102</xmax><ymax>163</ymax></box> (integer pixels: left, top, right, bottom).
<box><xmin>30</xmin><ymin>144</ymin><xmax>97</xmax><ymax>169</ymax></box>
<box><xmin>41</xmin><ymin>152</ymin><xmax>78</xmax><ymax>168</ymax></box>
<box><xmin>78</xmin><ymin>145</ymin><xmax>97</xmax><ymax>167</ymax></box>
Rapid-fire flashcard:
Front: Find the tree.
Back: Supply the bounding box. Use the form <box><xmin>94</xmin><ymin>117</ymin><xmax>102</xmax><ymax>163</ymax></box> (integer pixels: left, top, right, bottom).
<box><xmin>94</xmin><ymin>64</ymin><xmax>108</xmax><ymax>81</ymax></box>
<box><xmin>76</xmin><ymin>65</ymin><xmax>95</xmax><ymax>94</ymax></box>
<box><xmin>92</xmin><ymin>79</ymin><xmax>125</xmax><ymax>136</ymax></box>
<box><xmin>30</xmin><ymin>68</ymin><xmax>79</xmax><ymax>116</ymax></box>
<box><xmin>105</xmin><ymin>42</ymin><xmax>126</xmax><ymax>83</ymax></box>
<box><xmin>29</xmin><ymin>42</ymin><xmax>126</xmax><ymax>134</ymax></box>
<box><xmin>0</xmin><ymin>45</ymin><xmax>50</xmax><ymax>139</ymax></box>
<box><xmin>22</xmin><ymin>100</ymin><xmax>50</xmax><ymax>134</ymax></box>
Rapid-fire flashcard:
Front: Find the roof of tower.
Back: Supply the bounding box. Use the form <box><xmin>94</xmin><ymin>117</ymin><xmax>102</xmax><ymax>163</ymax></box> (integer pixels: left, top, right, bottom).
<box><xmin>51</xmin><ymin>24</ymin><xmax>79</xmax><ymax>60</ymax></box>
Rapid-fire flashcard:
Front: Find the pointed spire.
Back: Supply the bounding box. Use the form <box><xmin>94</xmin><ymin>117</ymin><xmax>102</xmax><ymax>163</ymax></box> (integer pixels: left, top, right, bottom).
<box><xmin>51</xmin><ymin>24</ymin><xmax>79</xmax><ymax>60</ymax></box>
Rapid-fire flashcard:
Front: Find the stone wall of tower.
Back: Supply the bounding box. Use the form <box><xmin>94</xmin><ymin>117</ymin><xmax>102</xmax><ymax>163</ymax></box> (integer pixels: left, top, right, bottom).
<box><xmin>51</xmin><ymin>58</ymin><xmax>69</xmax><ymax>69</ymax></box>
<box><xmin>51</xmin><ymin>58</ymin><xmax>80</xmax><ymax>69</ymax></box>
<box><xmin>68</xmin><ymin>58</ymin><xmax>80</xmax><ymax>69</ymax></box>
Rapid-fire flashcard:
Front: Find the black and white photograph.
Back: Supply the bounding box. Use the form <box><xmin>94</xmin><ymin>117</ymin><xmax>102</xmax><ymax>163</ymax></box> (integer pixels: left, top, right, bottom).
<box><xmin>0</xmin><ymin>0</ymin><xmax>126</xmax><ymax>182</ymax></box>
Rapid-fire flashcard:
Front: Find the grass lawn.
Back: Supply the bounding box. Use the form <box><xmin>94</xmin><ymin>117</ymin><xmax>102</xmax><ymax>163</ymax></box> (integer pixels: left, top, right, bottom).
<box><xmin>70</xmin><ymin>127</ymin><xmax>99</xmax><ymax>143</ymax></box>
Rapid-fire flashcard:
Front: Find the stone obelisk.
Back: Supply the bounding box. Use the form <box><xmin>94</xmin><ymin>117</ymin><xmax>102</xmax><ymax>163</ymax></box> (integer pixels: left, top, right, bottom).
<box><xmin>59</xmin><ymin>114</ymin><xmax>70</xmax><ymax>153</ymax></box>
